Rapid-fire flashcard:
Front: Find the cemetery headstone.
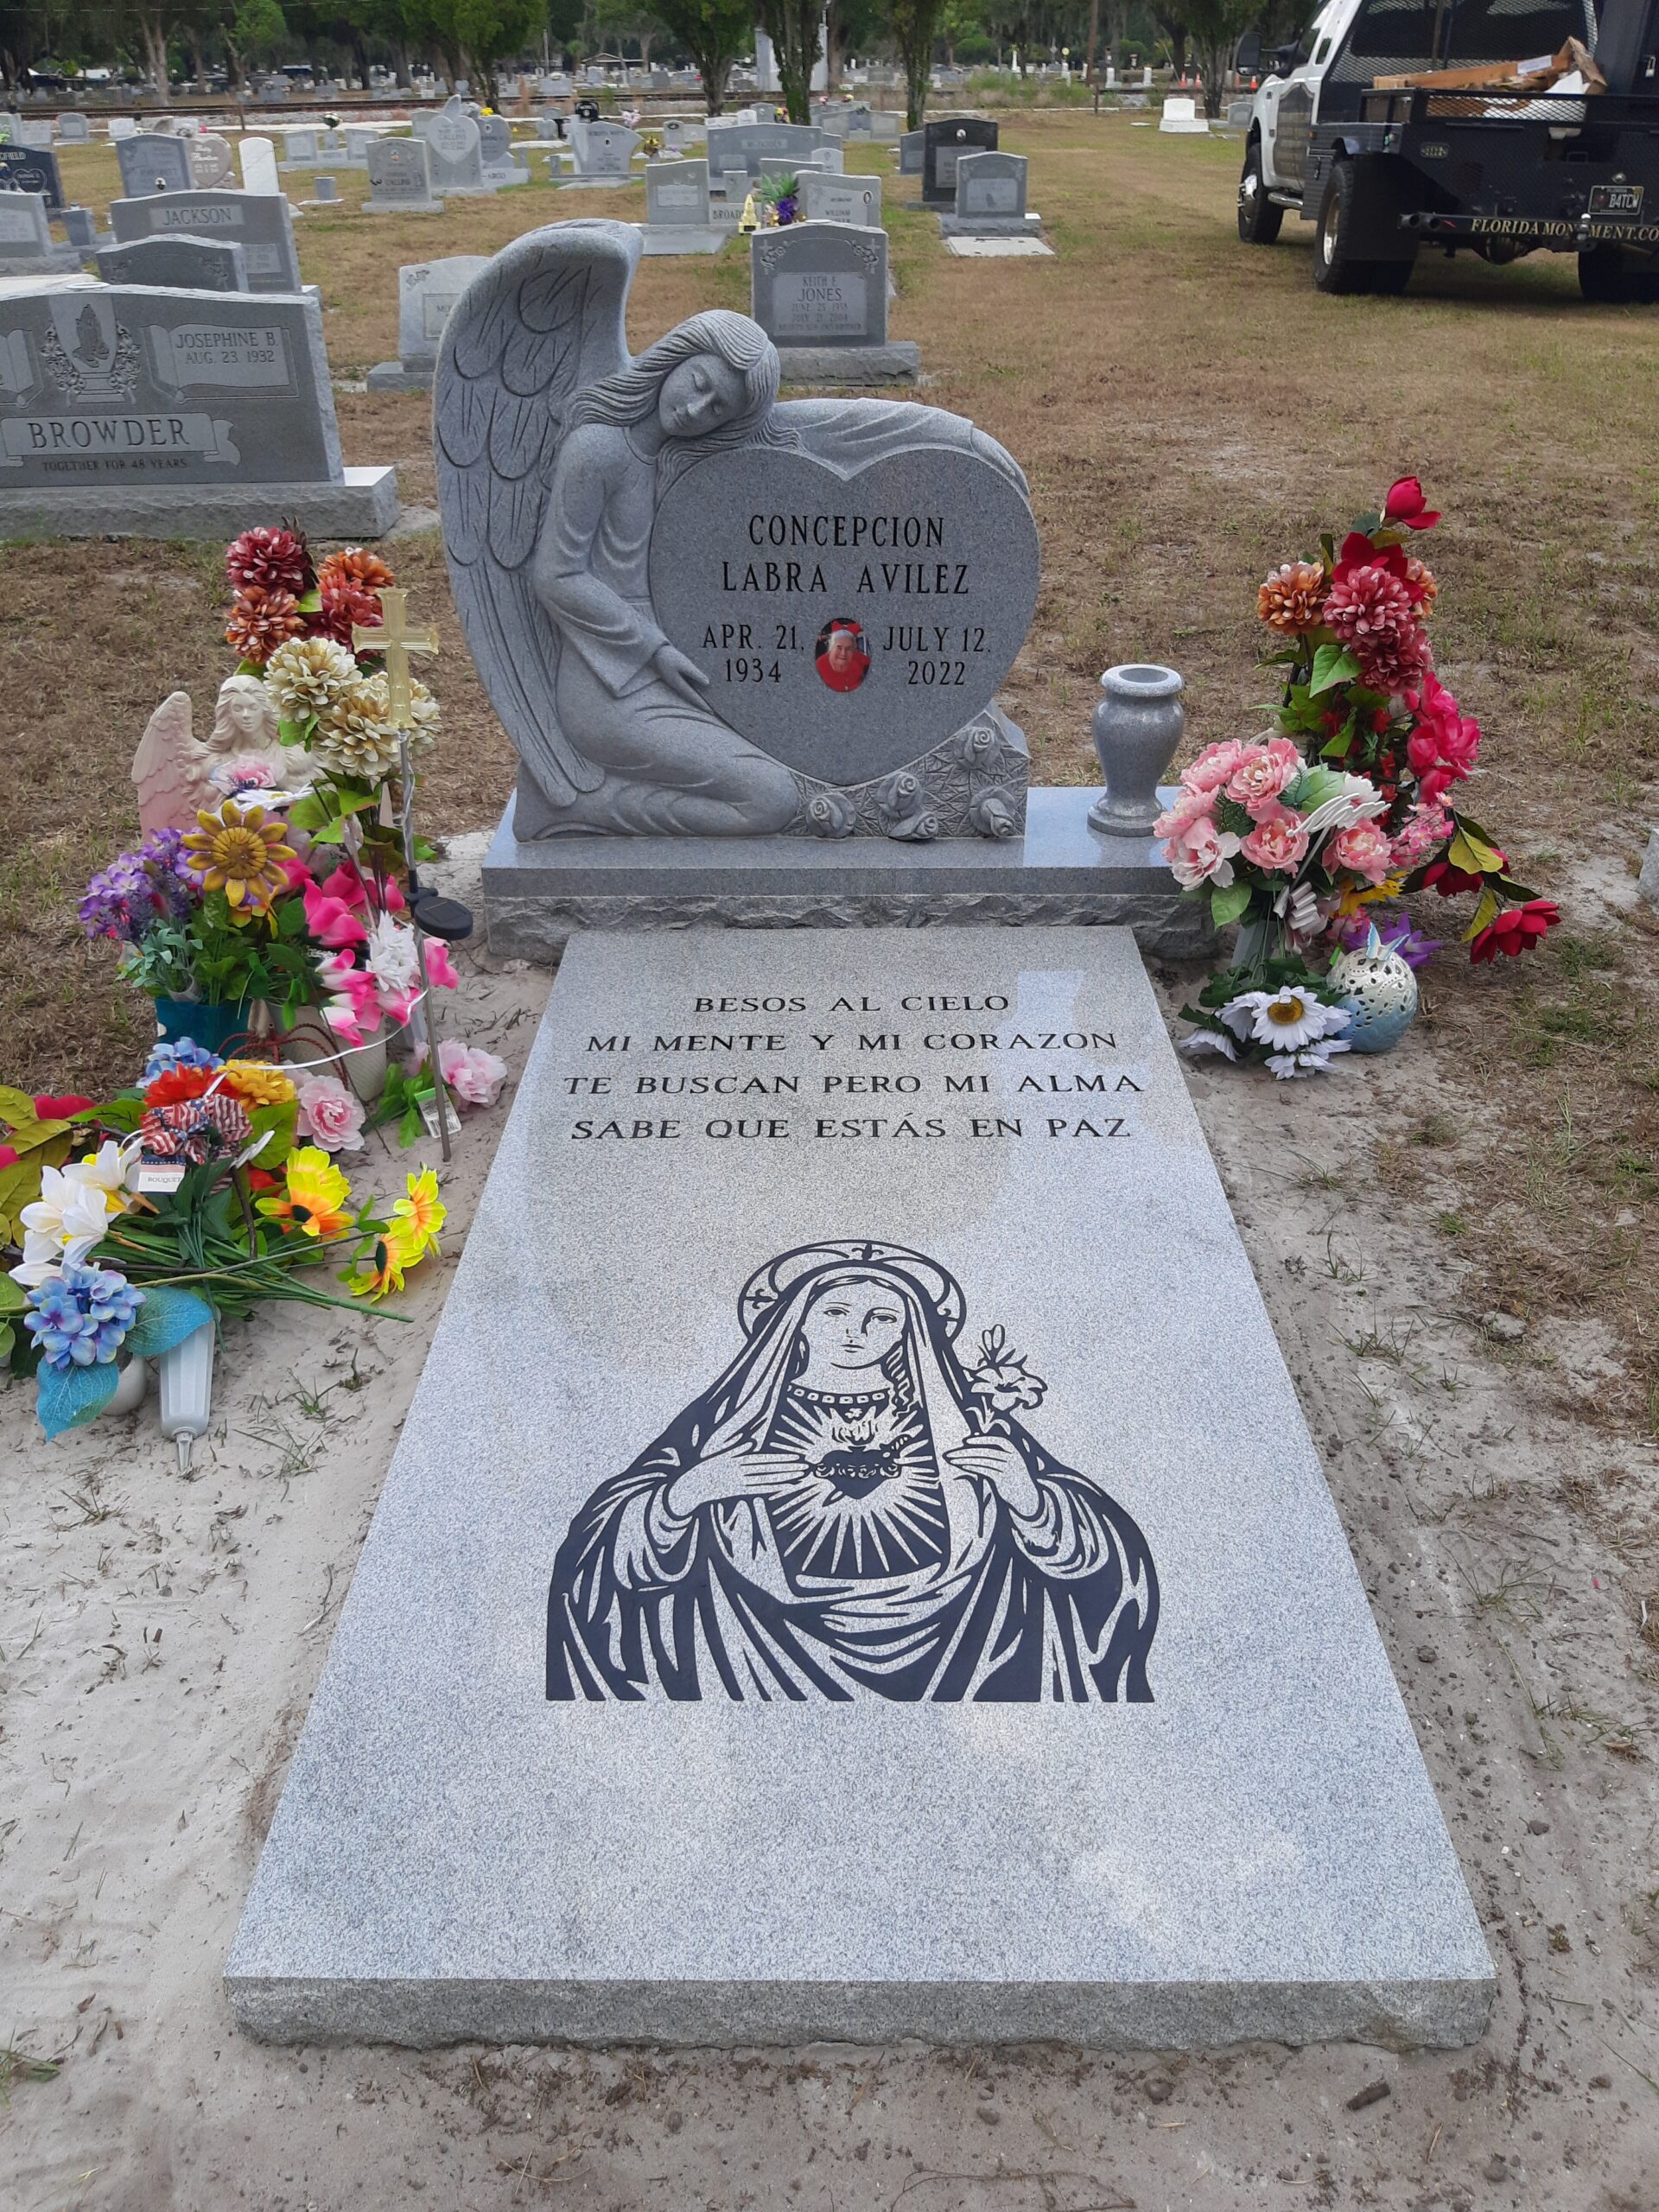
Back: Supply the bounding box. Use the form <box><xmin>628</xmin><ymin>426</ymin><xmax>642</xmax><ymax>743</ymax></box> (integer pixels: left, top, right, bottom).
<box><xmin>796</xmin><ymin>170</ymin><xmax>881</xmax><ymax>227</ymax></box>
<box><xmin>108</xmin><ymin>117</ymin><xmax>137</xmax><ymax>141</ymax></box>
<box><xmin>940</xmin><ymin>149</ymin><xmax>1042</xmax><ymax>245</ymax></box>
<box><xmin>188</xmin><ymin>132</ymin><xmax>236</xmax><ymax>188</ymax></box>
<box><xmin>343</xmin><ymin>126</ymin><xmax>379</xmax><ymax>167</ymax></box>
<box><xmin>96</xmin><ymin>232</ymin><xmax>251</xmax><ymax>290</ymax></box>
<box><xmin>16</xmin><ymin>117</ymin><xmax>54</xmax><ymax>149</ymax></box>
<box><xmin>117</xmin><ymin>131</ymin><xmax>194</xmax><ymax>197</ymax></box>
<box><xmin>748</xmin><ymin>218</ymin><xmax>913</xmax><ymax>382</ymax></box>
<box><xmin>309</xmin><ymin>175</ymin><xmax>339</xmax><ymax>202</ymax></box>
<box><xmin>0</xmin><ymin>280</ymin><xmax>396</xmax><ymax>537</ymax></box>
<box><xmin>110</xmin><ymin>189</ymin><xmax>304</xmax><ymax>296</ymax></box>
<box><xmin>60</xmin><ymin>206</ymin><xmax>96</xmax><ymax>251</ymax></box>
<box><xmin>419</xmin><ymin>97</ymin><xmax>491</xmax><ymax>194</ymax></box>
<box><xmin>898</xmin><ymin>127</ymin><xmax>923</xmax><ymax>175</ymax></box>
<box><xmin>238</xmin><ymin>136</ymin><xmax>281</xmax><ymax>194</ymax></box>
<box><xmin>1159</xmin><ymin>95</ymin><xmax>1210</xmax><ymax>134</ymax></box>
<box><xmin>478</xmin><ymin>113</ymin><xmax>531</xmax><ymax>184</ymax></box>
<box><xmin>226</xmin><ymin>925</ymin><xmax>1495</xmax><ymax>2052</ymax></box>
<box><xmin>0</xmin><ymin>189</ymin><xmax>54</xmax><ymax>270</ymax></box>
<box><xmin>367</xmin><ymin>254</ymin><xmax>490</xmax><ymax>391</ymax></box>
<box><xmin>280</xmin><ymin>126</ymin><xmax>321</xmax><ymax>167</ymax></box>
<box><xmin>922</xmin><ymin>116</ymin><xmax>997</xmax><ymax>207</ymax></box>
<box><xmin>365</xmin><ymin>136</ymin><xmax>438</xmax><ymax>213</ymax></box>
<box><xmin>708</xmin><ymin>121</ymin><xmax>828</xmax><ymax>186</ymax></box>
<box><xmin>641</xmin><ymin>156</ymin><xmax>725</xmax><ymax>253</ymax></box>
<box><xmin>58</xmin><ymin>111</ymin><xmax>91</xmax><ymax>144</ymax></box>
<box><xmin>0</xmin><ymin>140</ymin><xmax>64</xmax><ymax>208</ymax></box>
<box><xmin>564</xmin><ymin>118</ymin><xmax>640</xmax><ymax>182</ymax></box>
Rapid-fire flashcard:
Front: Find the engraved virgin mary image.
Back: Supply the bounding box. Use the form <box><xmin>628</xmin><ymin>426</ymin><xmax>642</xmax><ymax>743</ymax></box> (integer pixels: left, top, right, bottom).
<box><xmin>546</xmin><ymin>1243</ymin><xmax>1159</xmax><ymax>1702</ymax></box>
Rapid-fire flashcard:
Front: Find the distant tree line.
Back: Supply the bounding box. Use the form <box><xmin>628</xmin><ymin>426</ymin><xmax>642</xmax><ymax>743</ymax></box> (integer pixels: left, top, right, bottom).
<box><xmin>2</xmin><ymin>0</ymin><xmax>1305</xmax><ymax>118</ymax></box>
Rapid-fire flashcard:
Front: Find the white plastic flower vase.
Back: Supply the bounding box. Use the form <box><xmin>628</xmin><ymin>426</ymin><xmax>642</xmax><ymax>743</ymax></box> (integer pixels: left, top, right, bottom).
<box><xmin>276</xmin><ymin>1006</ymin><xmax>389</xmax><ymax>1104</ymax></box>
<box><xmin>158</xmin><ymin>1318</ymin><xmax>215</xmax><ymax>1471</ymax></box>
<box><xmin>106</xmin><ymin>1355</ymin><xmax>148</xmax><ymax>1418</ymax></box>
<box><xmin>1327</xmin><ymin>927</ymin><xmax>1419</xmax><ymax>1055</ymax></box>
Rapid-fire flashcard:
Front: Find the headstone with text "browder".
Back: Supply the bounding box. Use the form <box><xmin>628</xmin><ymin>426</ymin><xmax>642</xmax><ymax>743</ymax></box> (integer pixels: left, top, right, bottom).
<box><xmin>0</xmin><ymin>276</ymin><xmax>397</xmax><ymax>539</ymax></box>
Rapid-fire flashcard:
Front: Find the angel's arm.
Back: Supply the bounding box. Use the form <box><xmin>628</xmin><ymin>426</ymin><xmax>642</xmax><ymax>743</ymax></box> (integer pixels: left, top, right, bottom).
<box><xmin>531</xmin><ymin>426</ymin><xmax>669</xmax><ymax>694</ymax></box>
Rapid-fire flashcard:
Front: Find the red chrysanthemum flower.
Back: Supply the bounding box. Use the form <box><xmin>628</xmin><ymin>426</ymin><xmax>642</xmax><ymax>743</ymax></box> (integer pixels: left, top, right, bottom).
<box><xmin>226</xmin><ymin>585</ymin><xmax>308</xmax><ymax>667</ymax></box>
<box><xmin>143</xmin><ymin>1065</ymin><xmax>220</xmax><ymax>1109</ymax></box>
<box><xmin>226</xmin><ymin>526</ymin><xmax>311</xmax><ymax>596</ymax></box>
<box><xmin>1323</xmin><ymin>565</ymin><xmax>1427</xmax><ymax>691</ymax></box>
<box><xmin>315</xmin><ymin>577</ymin><xmax>384</xmax><ymax>650</ymax></box>
<box><xmin>316</xmin><ymin>547</ymin><xmax>395</xmax><ymax>595</ymax></box>
<box><xmin>1471</xmin><ymin>899</ymin><xmax>1560</xmax><ymax>963</ymax></box>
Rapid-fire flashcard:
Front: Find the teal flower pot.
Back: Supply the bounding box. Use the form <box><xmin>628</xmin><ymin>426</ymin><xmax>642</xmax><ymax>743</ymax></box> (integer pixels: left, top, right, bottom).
<box><xmin>151</xmin><ymin>997</ymin><xmax>256</xmax><ymax>1055</ymax></box>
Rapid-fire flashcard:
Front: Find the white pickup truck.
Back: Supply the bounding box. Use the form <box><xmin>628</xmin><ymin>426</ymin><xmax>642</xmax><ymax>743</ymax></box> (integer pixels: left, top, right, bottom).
<box><xmin>1236</xmin><ymin>0</ymin><xmax>1659</xmax><ymax>300</ymax></box>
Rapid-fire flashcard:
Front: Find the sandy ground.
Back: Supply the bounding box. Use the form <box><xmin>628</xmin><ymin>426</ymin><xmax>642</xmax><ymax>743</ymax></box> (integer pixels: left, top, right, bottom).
<box><xmin>3</xmin><ymin>834</ymin><xmax>1657</xmax><ymax>2212</ymax></box>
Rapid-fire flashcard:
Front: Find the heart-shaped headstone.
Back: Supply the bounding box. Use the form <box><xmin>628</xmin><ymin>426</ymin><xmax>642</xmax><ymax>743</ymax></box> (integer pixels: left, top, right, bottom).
<box><xmin>648</xmin><ymin>444</ymin><xmax>1039</xmax><ymax>788</ymax></box>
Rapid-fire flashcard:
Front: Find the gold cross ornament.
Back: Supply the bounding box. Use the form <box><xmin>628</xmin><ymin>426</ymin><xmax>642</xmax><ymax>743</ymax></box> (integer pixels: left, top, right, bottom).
<box><xmin>356</xmin><ymin>587</ymin><xmax>439</xmax><ymax>730</ymax></box>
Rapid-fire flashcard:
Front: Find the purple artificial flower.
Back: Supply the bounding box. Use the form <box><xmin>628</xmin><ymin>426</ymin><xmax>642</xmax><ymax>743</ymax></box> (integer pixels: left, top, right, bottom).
<box><xmin>1338</xmin><ymin>908</ymin><xmax>1442</xmax><ymax>970</ymax></box>
<box><xmin>79</xmin><ymin>830</ymin><xmax>197</xmax><ymax>943</ymax></box>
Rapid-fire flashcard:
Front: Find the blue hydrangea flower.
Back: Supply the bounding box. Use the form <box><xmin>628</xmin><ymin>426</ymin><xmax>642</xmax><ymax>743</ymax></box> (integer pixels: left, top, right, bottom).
<box><xmin>24</xmin><ymin>1261</ymin><xmax>145</xmax><ymax>1370</ymax></box>
<box><xmin>142</xmin><ymin>1037</ymin><xmax>225</xmax><ymax>1084</ymax></box>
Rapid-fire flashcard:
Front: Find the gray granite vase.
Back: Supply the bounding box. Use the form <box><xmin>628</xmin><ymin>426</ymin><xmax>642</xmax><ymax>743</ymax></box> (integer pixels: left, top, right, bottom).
<box><xmin>1088</xmin><ymin>663</ymin><xmax>1184</xmax><ymax>836</ymax></box>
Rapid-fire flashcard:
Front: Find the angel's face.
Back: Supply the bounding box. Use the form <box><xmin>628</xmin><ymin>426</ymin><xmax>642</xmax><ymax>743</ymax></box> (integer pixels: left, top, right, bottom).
<box><xmin>658</xmin><ymin>353</ymin><xmax>747</xmax><ymax>442</ymax></box>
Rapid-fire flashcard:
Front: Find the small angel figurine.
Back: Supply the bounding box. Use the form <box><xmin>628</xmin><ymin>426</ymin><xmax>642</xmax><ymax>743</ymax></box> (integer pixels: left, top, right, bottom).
<box><xmin>132</xmin><ymin>674</ymin><xmax>306</xmax><ymax>838</ymax></box>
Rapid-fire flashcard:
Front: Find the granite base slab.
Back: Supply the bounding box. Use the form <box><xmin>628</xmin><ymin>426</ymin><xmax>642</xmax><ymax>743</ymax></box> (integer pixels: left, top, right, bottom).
<box><xmin>640</xmin><ymin>225</ymin><xmax>728</xmax><ymax>254</ymax></box>
<box><xmin>365</xmin><ymin>359</ymin><xmax>432</xmax><ymax>392</ymax></box>
<box><xmin>938</xmin><ymin>213</ymin><xmax>1045</xmax><ymax>238</ymax></box>
<box><xmin>0</xmin><ymin>465</ymin><xmax>398</xmax><ymax>542</ymax></box>
<box><xmin>775</xmin><ymin>340</ymin><xmax>921</xmax><ymax>385</ymax></box>
<box><xmin>226</xmin><ymin>926</ymin><xmax>1494</xmax><ymax>2050</ymax></box>
<box><xmin>945</xmin><ymin>236</ymin><xmax>1055</xmax><ymax>258</ymax></box>
<box><xmin>480</xmin><ymin>785</ymin><xmax>1216</xmax><ymax>961</ymax></box>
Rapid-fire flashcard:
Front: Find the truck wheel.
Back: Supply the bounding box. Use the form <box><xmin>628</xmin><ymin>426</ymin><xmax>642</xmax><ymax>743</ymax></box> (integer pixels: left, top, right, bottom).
<box><xmin>1580</xmin><ymin>244</ymin><xmax>1659</xmax><ymax>302</ymax></box>
<box><xmin>1313</xmin><ymin>162</ymin><xmax>1376</xmax><ymax>294</ymax></box>
<box><xmin>1370</xmin><ymin>250</ymin><xmax>1417</xmax><ymax>296</ymax></box>
<box><xmin>1237</xmin><ymin>143</ymin><xmax>1282</xmax><ymax>245</ymax></box>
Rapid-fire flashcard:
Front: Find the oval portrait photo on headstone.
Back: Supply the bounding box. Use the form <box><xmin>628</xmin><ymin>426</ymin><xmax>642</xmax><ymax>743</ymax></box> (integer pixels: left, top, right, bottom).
<box><xmin>814</xmin><ymin>616</ymin><xmax>871</xmax><ymax>694</ymax></box>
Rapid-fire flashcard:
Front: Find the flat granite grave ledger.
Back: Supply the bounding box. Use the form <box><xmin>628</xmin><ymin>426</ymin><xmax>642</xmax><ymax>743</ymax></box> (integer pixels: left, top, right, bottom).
<box><xmin>0</xmin><ymin>276</ymin><xmax>397</xmax><ymax>538</ymax></box>
<box><xmin>110</xmin><ymin>189</ymin><xmax>303</xmax><ymax>295</ymax></box>
<box><xmin>751</xmin><ymin>220</ymin><xmax>918</xmax><ymax>385</ymax></box>
<box><xmin>922</xmin><ymin>116</ymin><xmax>997</xmax><ymax>208</ymax></box>
<box><xmin>796</xmin><ymin>170</ymin><xmax>881</xmax><ymax>228</ymax></box>
<box><xmin>368</xmin><ymin>254</ymin><xmax>491</xmax><ymax>391</ymax></box>
<box><xmin>96</xmin><ymin>232</ymin><xmax>250</xmax><ymax>290</ymax></box>
<box><xmin>641</xmin><ymin>157</ymin><xmax>725</xmax><ymax>254</ymax></box>
<box><xmin>116</xmin><ymin>130</ymin><xmax>194</xmax><ymax>196</ymax></box>
<box><xmin>0</xmin><ymin>140</ymin><xmax>63</xmax><ymax>207</ymax></box>
<box><xmin>226</xmin><ymin>926</ymin><xmax>1495</xmax><ymax>2050</ymax></box>
<box><xmin>365</xmin><ymin>137</ymin><xmax>439</xmax><ymax>213</ymax></box>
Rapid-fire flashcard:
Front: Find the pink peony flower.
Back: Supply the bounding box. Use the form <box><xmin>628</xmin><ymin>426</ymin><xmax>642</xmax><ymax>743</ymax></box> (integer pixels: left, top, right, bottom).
<box><xmin>1153</xmin><ymin>785</ymin><xmax>1216</xmax><ymax>838</ymax></box>
<box><xmin>1184</xmin><ymin>741</ymin><xmax>1251</xmax><ymax>795</ymax></box>
<box><xmin>1324</xmin><ymin>565</ymin><xmax>1428</xmax><ymax>691</ymax></box>
<box><xmin>1225</xmin><ymin>736</ymin><xmax>1303</xmax><ymax>820</ymax></box>
<box><xmin>1328</xmin><ymin>820</ymin><xmax>1395</xmax><ymax>886</ymax></box>
<box><xmin>437</xmin><ymin>1038</ymin><xmax>507</xmax><ymax>1109</ymax></box>
<box><xmin>1180</xmin><ymin>740</ymin><xmax>1251</xmax><ymax>796</ymax></box>
<box><xmin>296</xmin><ymin>1074</ymin><xmax>366</xmax><ymax>1153</ymax></box>
<box><xmin>1165</xmin><ymin>814</ymin><xmax>1240</xmax><ymax>889</ymax></box>
<box><xmin>1238</xmin><ymin>805</ymin><xmax>1309</xmax><ymax>874</ymax></box>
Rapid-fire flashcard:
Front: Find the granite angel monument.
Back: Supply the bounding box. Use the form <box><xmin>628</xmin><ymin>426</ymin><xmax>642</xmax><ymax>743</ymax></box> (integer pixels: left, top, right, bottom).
<box><xmin>547</xmin><ymin>1241</ymin><xmax>1160</xmax><ymax>1701</ymax></box>
<box><xmin>434</xmin><ymin>219</ymin><xmax>1038</xmax><ymax>840</ymax></box>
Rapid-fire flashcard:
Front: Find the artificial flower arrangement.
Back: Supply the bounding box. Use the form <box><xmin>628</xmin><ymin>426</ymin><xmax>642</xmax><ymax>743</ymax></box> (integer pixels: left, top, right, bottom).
<box><xmin>0</xmin><ymin>1028</ymin><xmax>506</xmax><ymax>1442</ymax></box>
<box><xmin>82</xmin><ymin>527</ymin><xmax>455</xmax><ymax>1062</ymax></box>
<box><xmin>1163</xmin><ymin>478</ymin><xmax>1560</xmax><ymax>1076</ymax></box>
<box><xmin>758</xmin><ymin>172</ymin><xmax>801</xmax><ymax>224</ymax></box>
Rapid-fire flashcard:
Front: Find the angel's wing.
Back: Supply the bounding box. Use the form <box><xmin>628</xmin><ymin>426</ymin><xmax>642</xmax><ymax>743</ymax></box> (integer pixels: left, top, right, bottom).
<box><xmin>435</xmin><ymin>219</ymin><xmax>639</xmax><ymax>806</ymax></box>
<box><xmin>131</xmin><ymin>690</ymin><xmax>204</xmax><ymax>838</ymax></box>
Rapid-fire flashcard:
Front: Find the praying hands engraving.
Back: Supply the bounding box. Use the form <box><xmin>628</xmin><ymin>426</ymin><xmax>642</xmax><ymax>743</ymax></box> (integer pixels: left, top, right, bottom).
<box><xmin>546</xmin><ymin>1242</ymin><xmax>1160</xmax><ymax>1702</ymax></box>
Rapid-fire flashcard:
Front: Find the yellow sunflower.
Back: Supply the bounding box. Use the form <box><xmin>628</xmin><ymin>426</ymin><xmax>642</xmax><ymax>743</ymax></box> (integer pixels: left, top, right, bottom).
<box><xmin>392</xmin><ymin>1168</ymin><xmax>446</xmax><ymax>1262</ymax></box>
<box><xmin>257</xmin><ymin>1146</ymin><xmax>353</xmax><ymax>1239</ymax></box>
<box><xmin>181</xmin><ymin>798</ymin><xmax>297</xmax><ymax>922</ymax></box>
<box><xmin>348</xmin><ymin>1219</ymin><xmax>423</xmax><ymax>1301</ymax></box>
